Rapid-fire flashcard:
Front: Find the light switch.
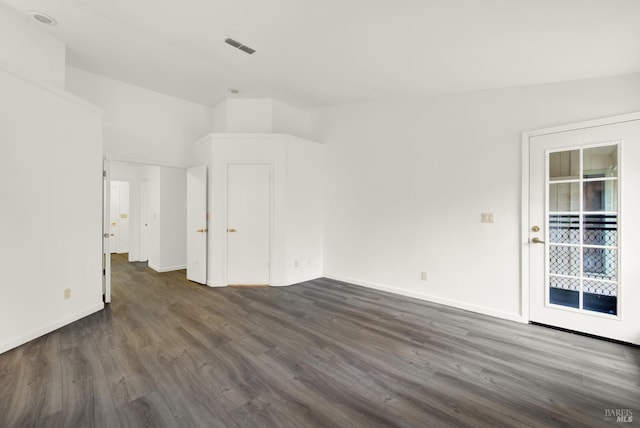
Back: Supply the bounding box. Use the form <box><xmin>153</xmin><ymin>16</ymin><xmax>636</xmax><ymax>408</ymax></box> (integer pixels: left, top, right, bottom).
<box><xmin>481</xmin><ymin>213</ymin><xmax>494</xmax><ymax>223</ymax></box>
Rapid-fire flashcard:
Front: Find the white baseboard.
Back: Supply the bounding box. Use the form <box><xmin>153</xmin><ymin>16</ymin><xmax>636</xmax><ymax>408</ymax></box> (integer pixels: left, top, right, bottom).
<box><xmin>0</xmin><ymin>303</ymin><xmax>104</xmax><ymax>355</ymax></box>
<box><xmin>205</xmin><ymin>276</ymin><xmax>323</xmax><ymax>287</ymax></box>
<box><xmin>149</xmin><ymin>263</ymin><xmax>186</xmax><ymax>273</ymax></box>
<box><xmin>271</xmin><ymin>276</ymin><xmax>323</xmax><ymax>287</ymax></box>
<box><xmin>324</xmin><ymin>274</ymin><xmax>524</xmax><ymax>324</ymax></box>
<box><xmin>207</xmin><ymin>281</ymin><xmax>226</xmax><ymax>287</ymax></box>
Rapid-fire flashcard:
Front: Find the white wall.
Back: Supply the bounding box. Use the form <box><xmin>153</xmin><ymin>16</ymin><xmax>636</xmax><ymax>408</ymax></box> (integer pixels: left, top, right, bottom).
<box><xmin>211</xmin><ymin>99</ymin><xmax>311</xmax><ymax>139</ymax></box>
<box><xmin>283</xmin><ymin>139</ymin><xmax>324</xmax><ymax>283</ymax></box>
<box><xmin>211</xmin><ymin>100</ymin><xmax>229</xmax><ymax>133</ymax></box>
<box><xmin>272</xmin><ymin>100</ymin><xmax>311</xmax><ymax>139</ymax></box>
<box><xmin>0</xmin><ymin>3</ymin><xmax>65</xmax><ymax>87</ymax></box>
<box><xmin>65</xmin><ymin>67</ymin><xmax>212</xmax><ymax>167</ymax></box>
<box><xmin>145</xmin><ymin>166</ymin><xmax>187</xmax><ymax>272</ymax></box>
<box><xmin>195</xmin><ymin>134</ymin><xmax>324</xmax><ymax>287</ymax></box>
<box><xmin>0</xmin><ymin>67</ymin><xmax>103</xmax><ymax>354</ymax></box>
<box><xmin>226</xmin><ymin>99</ymin><xmax>273</xmax><ymax>133</ymax></box>
<box><xmin>311</xmin><ymin>72</ymin><xmax>640</xmax><ymax>321</ymax></box>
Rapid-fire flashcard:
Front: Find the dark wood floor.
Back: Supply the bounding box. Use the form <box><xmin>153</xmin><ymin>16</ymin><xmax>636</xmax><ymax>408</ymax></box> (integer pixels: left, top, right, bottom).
<box><xmin>1</xmin><ymin>254</ymin><xmax>638</xmax><ymax>427</ymax></box>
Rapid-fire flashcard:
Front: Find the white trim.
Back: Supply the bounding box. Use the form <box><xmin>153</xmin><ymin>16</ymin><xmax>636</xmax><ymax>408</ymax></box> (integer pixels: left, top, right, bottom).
<box><xmin>149</xmin><ymin>264</ymin><xmax>187</xmax><ymax>273</ymax></box>
<box><xmin>194</xmin><ymin>133</ymin><xmax>321</xmax><ymax>146</ymax></box>
<box><xmin>110</xmin><ymin>156</ymin><xmax>189</xmax><ymax>169</ymax></box>
<box><xmin>617</xmin><ymin>141</ymin><xmax>624</xmax><ymax>319</ymax></box>
<box><xmin>326</xmin><ymin>274</ymin><xmax>524</xmax><ymax>323</ymax></box>
<box><xmin>521</xmin><ymin>111</ymin><xmax>640</xmax><ymax>324</ymax></box>
<box><xmin>207</xmin><ymin>281</ymin><xmax>227</xmax><ymax>287</ymax></box>
<box><xmin>270</xmin><ymin>276</ymin><xmax>323</xmax><ymax>287</ymax></box>
<box><xmin>269</xmin><ymin>281</ymin><xmax>292</xmax><ymax>287</ymax></box>
<box><xmin>523</xmin><ymin>112</ymin><xmax>640</xmax><ymax>138</ymax></box>
<box><xmin>0</xmin><ymin>61</ymin><xmax>103</xmax><ymax>114</ymax></box>
<box><xmin>205</xmin><ymin>276</ymin><xmax>323</xmax><ymax>287</ymax></box>
<box><xmin>103</xmin><ymin>156</ymin><xmax>112</xmax><ymax>304</ymax></box>
<box><xmin>0</xmin><ymin>303</ymin><xmax>104</xmax><ymax>355</ymax></box>
<box><xmin>521</xmin><ymin>132</ymin><xmax>531</xmax><ymax>322</ymax></box>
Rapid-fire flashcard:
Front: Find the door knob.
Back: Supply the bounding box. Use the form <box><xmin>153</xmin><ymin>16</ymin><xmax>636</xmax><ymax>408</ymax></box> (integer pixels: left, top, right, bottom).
<box><xmin>531</xmin><ymin>237</ymin><xmax>545</xmax><ymax>244</ymax></box>
<box><xmin>196</xmin><ymin>228</ymin><xmax>208</xmax><ymax>233</ymax></box>
<box><xmin>227</xmin><ymin>228</ymin><xmax>237</xmax><ymax>233</ymax></box>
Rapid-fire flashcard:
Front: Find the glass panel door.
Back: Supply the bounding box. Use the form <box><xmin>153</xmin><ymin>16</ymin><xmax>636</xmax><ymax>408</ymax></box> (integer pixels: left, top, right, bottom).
<box><xmin>546</xmin><ymin>143</ymin><xmax>619</xmax><ymax>316</ymax></box>
<box><xmin>529</xmin><ymin>116</ymin><xmax>640</xmax><ymax>344</ymax></box>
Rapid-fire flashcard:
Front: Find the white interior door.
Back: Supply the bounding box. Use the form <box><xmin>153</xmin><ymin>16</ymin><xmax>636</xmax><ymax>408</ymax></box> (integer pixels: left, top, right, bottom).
<box><xmin>227</xmin><ymin>164</ymin><xmax>270</xmax><ymax>285</ymax></box>
<box><xmin>187</xmin><ymin>165</ymin><xmax>208</xmax><ymax>284</ymax></box>
<box><xmin>109</xmin><ymin>185</ymin><xmax>119</xmax><ymax>254</ymax></box>
<box><xmin>116</xmin><ymin>181</ymin><xmax>130</xmax><ymax>254</ymax></box>
<box><xmin>103</xmin><ymin>158</ymin><xmax>111</xmax><ymax>304</ymax></box>
<box><xmin>529</xmin><ymin>118</ymin><xmax>640</xmax><ymax>344</ymax></box>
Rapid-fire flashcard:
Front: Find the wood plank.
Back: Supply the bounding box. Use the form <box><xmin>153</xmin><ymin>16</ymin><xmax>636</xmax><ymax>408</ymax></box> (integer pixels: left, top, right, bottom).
<box><xmin>0</xmin><ymin>253</ymin><xmax>637</xmax><ymax>427</ymax></box>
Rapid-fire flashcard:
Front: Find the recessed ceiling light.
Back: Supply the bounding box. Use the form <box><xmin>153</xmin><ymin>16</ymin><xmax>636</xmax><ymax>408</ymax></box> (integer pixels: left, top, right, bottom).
<box><xmin>228</xmin><ymin>88</ymin><xmax>241</xmax><ymax>95</ymax></box>
<box><xmin>29</xmin><ymin>11</ymin><xmax>57</xmax><ymax>25</ymax></box>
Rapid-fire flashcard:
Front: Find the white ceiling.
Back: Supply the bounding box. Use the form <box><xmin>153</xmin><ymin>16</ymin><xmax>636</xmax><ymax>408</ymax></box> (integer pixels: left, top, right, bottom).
<box><xmin>4</xmin><ymin>0</ymin><xmax>640</xmax><ymax>109</ymax></box>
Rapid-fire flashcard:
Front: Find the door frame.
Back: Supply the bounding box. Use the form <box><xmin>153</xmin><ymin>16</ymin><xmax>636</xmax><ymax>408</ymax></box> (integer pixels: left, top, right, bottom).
<box><xmin>186</xmin><ymin>165</ymin><xmax>208</xmax><ymax>285</ymax></box>
<box><xmin>103</xmin><ymin>156</ymin><xmax>111</xmax><ymax>304</ymax></box>
<box><xmin>223</xmin><ymin>161</ymin><xmax>274</xmax><ymax>286</ymax></box>
<box><xmin>521</xmin><ymin>111</ymin><xmax>640</xmax><ymax>323</ymax></box>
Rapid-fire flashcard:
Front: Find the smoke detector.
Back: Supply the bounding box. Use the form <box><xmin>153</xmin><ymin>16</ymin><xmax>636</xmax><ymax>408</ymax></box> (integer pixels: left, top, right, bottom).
<box><xmin>29</xmin><ymin>11</ymin><xmax>57</xmax><ymax>25</ymax></box>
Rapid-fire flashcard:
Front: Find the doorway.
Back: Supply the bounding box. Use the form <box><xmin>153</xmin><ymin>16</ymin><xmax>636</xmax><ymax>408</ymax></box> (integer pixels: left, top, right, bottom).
<box><xmin>226</xmin><ymin>163</ymin><xmax>271</xmax><ymax>285</ymax></box>
<box><xmin>524</xmin><ymin>113</ymin><xmax>640</xmax><ymax>344</ymax></box>
<box><xmin>104</xmin><ymin>161</ymin><xmax>191</xmax><ymax>292</ymax></box>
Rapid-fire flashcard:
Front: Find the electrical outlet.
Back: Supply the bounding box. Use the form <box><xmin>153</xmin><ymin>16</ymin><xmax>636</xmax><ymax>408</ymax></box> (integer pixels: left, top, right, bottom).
<box><xmin>421</xmin><ymin>272</ymin><xmax>428</xmax><ymax>281</ymax></box>
<box><xmin>64</xmin><ymin>288</ymin><xmax>71</xmax><ymax>300</ymax></box>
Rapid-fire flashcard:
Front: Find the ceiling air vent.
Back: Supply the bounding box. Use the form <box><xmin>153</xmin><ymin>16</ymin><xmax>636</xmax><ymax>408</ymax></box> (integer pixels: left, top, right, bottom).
<box><xmin>224</xmin><ymin>37</ymin><xmax>256</xmax><ymax>55</ymax></box>
<box><xmin>238</xmin><ymin>45</ymin><xmax>256</xmax><ymax>55</ymax></box>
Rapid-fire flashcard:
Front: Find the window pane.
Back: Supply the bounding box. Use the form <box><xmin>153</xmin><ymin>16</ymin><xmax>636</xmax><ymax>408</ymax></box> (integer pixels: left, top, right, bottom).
<box><xmin>549</xmin><ymin>182</ymin><xmax>579</xmax><ymax>212</ymax></box>
<box><xmin>584</xmin><ymin>180</ymin><xmax>617</xmax><ymax>211</ymax></box>
<box><xmin>584</xmin><ymin>145</ymin><xmax>617</xmax><ymax>178</ymax></box>
<box><xmin>583</xmin><ymin>248</ymin><xmax>617</xmax><ymax>281</ymax></box>
<box><xmin>549</xmin><ymin>150</ymin><xmax>580</xmax><ymax>181</ymax></box>
<box><xmin>583</xmin><ymin>280</ymin><xmax>617</xmax><ymax>315</ymax></box>
<box><xmin>549</xmin><ymin>276</ymin><xmax>579</xmax><ymax>309</ymax></box>
<box><xmin>549</xmin><ymin>245</ymin><xmax>580</xmax><ymax>277</ymax></box>
<box><xmin>583</xmin><ymin>214</ymin><xmax>617</xmax><ymax>246</ymax></box>
<box><xmin>583</xmin><ymin>279</ymin><xmax>617</xmax><ymax>296</ymax></box>
<box><xmin>549</xmin><ymin>214</ymin><xmax>579</xmax><ymax>244</ymax></box>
